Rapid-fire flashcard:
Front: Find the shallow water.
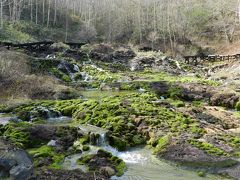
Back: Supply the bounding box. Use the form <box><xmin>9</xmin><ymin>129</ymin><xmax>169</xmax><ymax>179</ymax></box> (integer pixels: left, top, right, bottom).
<box><xmin>0</xmin><ymin>113</ymin><xmax>14</xmax><ymax>125</ymax></box>
<box><xmin>111</xmin><ymin>147</ymin><xmax>229</xmax><ymax>180</ymax></box>
<box><xmin>61</xmin><ymin>125</ymin><xmax>230</xmax><ymax>180</ymax></box>
<box><xmin>47</xmin><ymin>116</ymin><xmax>72</xmax><ymax>125</ymax></box>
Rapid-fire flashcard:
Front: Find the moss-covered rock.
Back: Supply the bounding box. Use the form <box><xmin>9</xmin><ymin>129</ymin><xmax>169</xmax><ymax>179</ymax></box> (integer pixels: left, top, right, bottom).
<box><xmin>188</xmin><ymin>139</ymin><xmax>228</xmax><ymax>156</ymax></box>
<box><xmin>28</xmin><ymin>145</ymin><xmax>65</xmax><ymax>169</ymax></box>
<box><xmin>109</xmin><ymin>136</ymin><xmax>127</xmax><ymax>151</ymax></box>
<box><xmin>153</xmin><ymin>135</ymin><xmax>171</xmax><ymax>154</ymax></box>
<box><xmin>77</xmin><ymin>149</ymin><xmax>126</xmax><ymax>177</ymax></box>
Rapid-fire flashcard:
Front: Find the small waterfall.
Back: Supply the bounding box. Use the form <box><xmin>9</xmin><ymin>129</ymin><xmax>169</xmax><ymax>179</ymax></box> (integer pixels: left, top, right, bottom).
<box><xmin>73</xmin><ymin>64</ymin><xmax>80</xmax><ymax>72</ymax></box>
<box><xmin>90</xmin><ymin>64</ymin><xmax>112</xmax><ymax>82</ymax></box>
<box><xmin>97</xmin><ymin>133</ymin><xmax>107</xmax><ymax>147</ymax></box>
<box><xmin>80</xmin><ymin>72</ymin><xmax>92</xmax><ymax>82</ymax></box>
<box><xmin>96</xmin><ymin>132</ymin><xmax>119</xmax><ymax>156</ymax></box>
<box><xmin>58</xmin><ymin>60</ymin><xmax>75</xmax><ymax>81</ymax></box>
<box><xmin>30</xmin><ymin>106</ymin><xmax>61</xmax><ymax>122</ymax></box>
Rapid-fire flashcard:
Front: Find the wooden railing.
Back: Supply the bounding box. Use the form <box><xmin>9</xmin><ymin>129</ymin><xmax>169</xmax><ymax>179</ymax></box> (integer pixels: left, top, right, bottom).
<box><xmin>184</xmin><ymin>54</ymin><xmax>240</xmax><ymax>65</ymax></box>
<box><xmin>0</xmin><ymin>41</ymin><xmax>86</xmax><ymax>51</ymax></box>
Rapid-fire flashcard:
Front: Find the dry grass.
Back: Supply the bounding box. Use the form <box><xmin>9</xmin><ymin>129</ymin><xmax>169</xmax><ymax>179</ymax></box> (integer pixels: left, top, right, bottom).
<box><xmin>0</xmin><ymin>50</ymin><xmax>77</xmax><ymax>101</ymax></box>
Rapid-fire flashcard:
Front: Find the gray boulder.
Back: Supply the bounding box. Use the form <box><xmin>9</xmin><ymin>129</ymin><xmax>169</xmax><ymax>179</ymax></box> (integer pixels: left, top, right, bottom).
<box><xmin>0</xmin><ymin>139</ymin><xmax>34</xmax><ymax>180</ymax></box>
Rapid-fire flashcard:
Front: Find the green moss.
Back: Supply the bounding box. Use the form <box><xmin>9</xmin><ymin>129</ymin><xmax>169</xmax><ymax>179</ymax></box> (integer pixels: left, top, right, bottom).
<box><xmin>197</xmin><ymin>171</ymin><xmax>206</xmax><ymax>177</ymax></box>
<box><xmin>28</xmin><ymin>145</ymin><xmax>53</xmax><ymax>157</ymax></box>
<box><xmin>28</xmin><ymin>145</ymin><xmax>65</xmax><ymax>169</ymax></box>
<box><xmin>109</xmin><ymin>136</ymin><xmax>127</xmax><ymax>151</ymax></box>
<box><xmin>188</xmin><ymin>139</ymin><xmax>228</xmax><ymax>156</ymax></box>
<box><xmin>17</xmin><ymin>110</ymin><xmax>31</xmax><ymax>121</ymax></box>
<box><xmin>79</xmin><ymin>136</ymin><xmax>89</xmax><ymax>145</ymax></box>
<box><xmin>72</xmin><ymin>92</ymin><xmax>203</xmax><ymax>149</ymax></box>
<box><xmin>115</xmin><ymin>160</ymin><xmax>126</xmax><ymax>177</ymax></box>
<box><xmin>168</xmin><ymin>86</ymin><xmax>182</xmax><ymax>99</ymax></box>
<box><xmin>132</xmin><ymin>135</ymin><xmax>145</xmax><ymax>145</ymax></box>
<box><xmin>167</xmin><ymin>99</ymin><xmax>185</xmax><ymax>107</ymax></box>
<box><xmin>235</xmin><ymin>101</ymin><xmax>240</xmax><ymax>111</ymax></box>
<box><xmin>11</xmin><ymin>99</ymin><xmax>83</xmax><ymax>119</ymax></box>
<box><xmin>0</xmin><ymin>105</ymin><xmax>8</xmax><ymax>113</ymax></box>
<box><xmin>50</xmin><ymin>68</ymin><xmax>71</xmax><ymax>82</ymax></box>
<box><xmin>49</xmin><ymin>154</ymin><xmax>65</xmax><ymax>169</ymax></box>
<box><xmin>77</xmin><ymin>154</ymin><xmax>93</xmax><ymax>165</ymax></box>
<box><xmin>123</xmin><ymin>71</ymin><xmax>219</xmax><ymax>86</ymax></box>
<box><xmin>2</xmin><ymin>122</ymin><xmax>32</xmax><ymax>148</ymax></box>
<box><xmin>192</xmin><ymin>100</ymin><xmax>204</xmax><ymax>107</ymax></box>
<box><xmin>153</xmin><ymin>135</ymin><xmax>170</xmax><ymax>154</ymax></box>
<box><xmin>82</xmin><ymin>65</ymin><xmax>120</xmax><ymax>83</ymax></box>
<box><xmin>82</xmin><ymin>145</ymin><xmax>90</xmax><ymax>151</ymax></box>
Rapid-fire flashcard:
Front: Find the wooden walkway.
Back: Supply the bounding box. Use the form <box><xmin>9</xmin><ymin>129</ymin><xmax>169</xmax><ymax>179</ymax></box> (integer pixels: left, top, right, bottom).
<box><xmin>0</xmin><ymin>41</ymin><xmax>86</xmax><ymax>51</ymax></box>
<box><xmin>184</xmin><ymin>54</ymin><xmax>240</xmax><ymax>65</ymax></box>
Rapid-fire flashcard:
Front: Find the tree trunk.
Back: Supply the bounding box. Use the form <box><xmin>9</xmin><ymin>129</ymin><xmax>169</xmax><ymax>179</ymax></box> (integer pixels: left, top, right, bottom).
<box><xmin>35</xmin><ymin>0</ymin><xmax>38</xmax><ymax>24</ymax></box>
<box><xmin>47</xmin><ymin>0</ymin><xmax>50</xmax><ymax>27</ymax></box>
<box><xmin>0</xmin><ymin>0</ymin><xmax>3</xmax><ymax>29</ymax></box>
<box><xmin>42</xmin><ymin>0</ymin><xmax>45</xmax><ymax>24</ymax></box>
<box><xmin>53</xmin><ymin>0</ymin><xmax>56</xmax><ymax>25</ymax></box>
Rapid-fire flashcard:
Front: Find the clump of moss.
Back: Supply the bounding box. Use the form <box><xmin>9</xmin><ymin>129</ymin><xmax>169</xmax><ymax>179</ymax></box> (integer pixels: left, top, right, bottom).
<box><xmin>188</xmin><ymin>139</ymin><xmax>228</xmax><ymax>156</ymax></box>
<box><xmin>77</xmin><ymin>154</ymin><xmax>93</xmax><ymax>165</ymax></box>
<box><xmin>0</xmin><ymin>105</ymin><xmax>9</xmax><ymax>113</ymax></box>
<box><xmin>2</xmin><ymin>122</ymin><xmax>50</xmax><ymax>149</ymax></box>
<box><xmin>11</xmin><ymin>99</ymin><xmax>83</xmax><ymax>120</ymax></box>
<box><xmin>167</xmin><ymin>99</ymin><xmax>185</xmax><ymax>107</ymax></box>
<box><xmin>72</xmin><ymin>92</ymin><xmax>203</xmax><ymax>150</ymax></box>
<box><xmin>50</xmin><ymin>68</ymin><xmax>71</xmax><ymax>82</ymax></box>
<box><xmin>28</xmin><ymin>145</ymin><xmax>65</xmax><ymax>169</ymax></box>
<box><xmin>235</xmin><ymin>101</ymin><xmax>240</xmax><ymax>111</ymax></box>
<box><xmin>197</xmin><ymin>171</ymin><xmax>206</xmax><ymax>177</ymax></box>
<box><xmin>109</xmin><ymin>136</ymin><xmax>127</xmax><ymax>151</ymax></box>
<box><xmin>153</xmin><ymin>135</ymin><xmax>171</xmax><ymax>154</ymax></box>
<box><xmin>115</xmin><ymin>160</ymin><xmax>126</xmax><ymax>176</ymax></box>
<box><xmin>82</xmin><ymin>145</ymin><xmax>90</xmax><ymax>151</ymax></box>
<box><xmin>2</xmin><ymin>122</ymin><xmax>32</xmax><ymax>148</ymax></box>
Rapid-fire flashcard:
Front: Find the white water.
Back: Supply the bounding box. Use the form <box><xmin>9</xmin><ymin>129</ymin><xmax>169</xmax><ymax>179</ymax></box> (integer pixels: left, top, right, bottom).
<box><xmin>47</xmin><ymin>116</ymin><xmax>72</xmax><ymax>124</ymax></box>
<box><xmin>0</xmin><ymin>113</ymin><xmax>13</xmax><ymax>125</ymax></box>
<box><xmin>73</xmin><ymin>64</ymin><xmax>80</xmax><ymax>72</ymax></box>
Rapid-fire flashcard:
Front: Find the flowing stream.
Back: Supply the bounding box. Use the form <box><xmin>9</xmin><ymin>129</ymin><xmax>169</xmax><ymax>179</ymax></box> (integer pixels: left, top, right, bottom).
<box><xmin>61</xmin><ymin>125</ymin><xmax>228</xmax><ymax>180</ymax></box>
<box><xmin>0</xmin><ymin>113</ymin><xmax>14</xmax><ymax>125</ymax></box>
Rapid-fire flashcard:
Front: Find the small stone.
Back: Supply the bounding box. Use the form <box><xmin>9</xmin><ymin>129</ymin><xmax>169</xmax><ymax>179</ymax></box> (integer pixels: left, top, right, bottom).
<box><xmin>100</xmin><ymin>166</ymin><xmax>116</xmax><ymax>177</ymax></box>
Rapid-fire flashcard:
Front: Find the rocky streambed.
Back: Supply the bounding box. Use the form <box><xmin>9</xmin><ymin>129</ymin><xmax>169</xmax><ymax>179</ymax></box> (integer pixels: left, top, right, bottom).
<box><xmin>1</xmin><ymin>43</ymin><xmax>240</xmax><ymax>179</ymax></box>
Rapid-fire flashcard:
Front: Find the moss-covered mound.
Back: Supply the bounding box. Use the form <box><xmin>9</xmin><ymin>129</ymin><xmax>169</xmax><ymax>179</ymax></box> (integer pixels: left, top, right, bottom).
<box><xmin>71</xmin><ymin>93</ymin><xmax>203</xmax><ymax>150</ymax></box>
<box><xmin>77</xmin><ymin>149</ymin><xmax>126</xmax><ymax>177</ymax></box>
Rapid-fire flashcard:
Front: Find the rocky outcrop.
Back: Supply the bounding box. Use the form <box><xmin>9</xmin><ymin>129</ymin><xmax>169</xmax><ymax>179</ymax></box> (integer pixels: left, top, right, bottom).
<box><xmin>130</xmin><ymin>57</ymin><xmax>158</xmax><ymax>71</ymax></box>
<box><xmin>159</xmin><ymin>139</ymin><xmax>238</xmax><ymax>169</ymax></box>
<box><xmin>179</xmin><ymin>83</ymin><xmax>214</xmax><ymax>101</ymax></box>
<box><xmin>210</xmin><ymin>92</ymin><xmax>239</xmax><ymax>109</ymax></box>
<box><xmin>28</xmin><ymin>125</ymin><xmax>80</xmax><ymax>151</ymax></box>
<box><xmin>50</xmin><ymin>42</ymin><xmax>70</xmax><ymax>52</ymax></box>
<box><xmin>89</xmin><ymin>43</ymin><xmax>136</xmax><ymax>63</ymax></box>
<box><xmin>0</xmin><ymin>138</ymin><xmax>34</xmax><ymax>180</ymax></box>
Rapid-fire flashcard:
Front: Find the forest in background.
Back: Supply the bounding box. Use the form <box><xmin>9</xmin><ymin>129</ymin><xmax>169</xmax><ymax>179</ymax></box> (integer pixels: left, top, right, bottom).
<box><xmin>1</xmin><ymin>0</ymin><xmax>240</xmax><ymax>54</ymax></box>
